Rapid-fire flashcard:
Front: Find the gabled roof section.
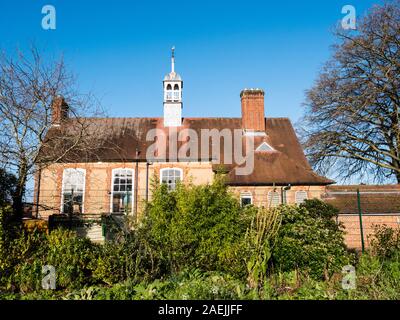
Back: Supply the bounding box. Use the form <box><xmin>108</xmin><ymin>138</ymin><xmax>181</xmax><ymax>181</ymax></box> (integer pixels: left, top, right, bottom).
<box><xmin>256</xmin><ymin>142</ymin><xmax>275</xmax><ymax>152</ymax></box>
<box><xmin>41</xmin><ymin>116</ymin><xmax>333</xmax><ymax>186</ymax></box>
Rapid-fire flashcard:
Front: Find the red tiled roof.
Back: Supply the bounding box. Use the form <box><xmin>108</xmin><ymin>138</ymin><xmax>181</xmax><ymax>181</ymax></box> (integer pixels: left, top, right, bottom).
<box><xmin>42</xmin><ymin>117</ymin><xmax>333</xmax><ymax>186</ymax></box>
<box><xmin>323</xmin><ymin>185</ymin><xmax>400</xmax><ymax>214</ymax></box>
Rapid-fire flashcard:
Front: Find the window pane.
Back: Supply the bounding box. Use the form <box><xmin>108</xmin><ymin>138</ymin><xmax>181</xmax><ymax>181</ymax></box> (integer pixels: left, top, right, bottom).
<box><xmin>241</xmin><ymin>197</ymin><xmax>252</xmax><ymax>207</ymax></box>
<box><xmin>112</xmin><ymin>169</ymin><xmax>134</xmax><ymax>214</ymax></box>
<box><xmin>62</xmin><ymin>192</ymin><xmax>83</xmax><ymax>214</ymax></box>
<box><xmin>112</xmin><ymin>193</ymin><xmax>132</xmax><ymax>214</ymax></box>
<box><xmin>62</xmin><ymin>169</ymin><xmax>85</xmax><ymax>214</ymax></box>
<box><xmin>161</xmin><ymin>169</ymin><xmax>182</xmax><ymax>191</ymax></box>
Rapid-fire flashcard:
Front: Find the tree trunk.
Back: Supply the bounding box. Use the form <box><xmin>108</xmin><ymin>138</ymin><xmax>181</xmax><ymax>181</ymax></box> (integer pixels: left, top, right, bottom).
<box><xmin>394</xmin><ymin>159</ymin><xmax>400</xmax><ymax>184</ymax></box>
<box><xmin>12</xmin><ymin>161</ymin><xmax>28</xmax><ymax>222</ymax></box>
<box><xmin>12</xmin><ymin>188</ymin><xmax>24</xmax><ymax>222</ymax></box>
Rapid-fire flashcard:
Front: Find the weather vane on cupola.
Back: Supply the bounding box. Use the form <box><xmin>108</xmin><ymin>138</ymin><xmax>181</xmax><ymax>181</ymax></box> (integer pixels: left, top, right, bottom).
<box><xmin>163</xmin><ymin>46</ymin><xmax>183</xmax><ymax>127</ymax></box>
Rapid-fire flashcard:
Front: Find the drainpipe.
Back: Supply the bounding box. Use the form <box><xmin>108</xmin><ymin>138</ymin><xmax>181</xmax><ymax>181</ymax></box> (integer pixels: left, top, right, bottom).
<box><xmin>281</xmin><ymin>185</ymin><xmax>291</xmax><ymax>204</ymax></box>
<box><xmin>145</xmin><ymin>162</ymin><xmax>150</xmax><ymax>203</ymax></box>
<box><xmin>135</xmin><ymin>162</ymin><xmax>138</xmax><ymax>217</ymax></box>
<box><xmin>134</xmin><ymin>148</ymin><xmax>139</xmax><ymax>218</ymax></box>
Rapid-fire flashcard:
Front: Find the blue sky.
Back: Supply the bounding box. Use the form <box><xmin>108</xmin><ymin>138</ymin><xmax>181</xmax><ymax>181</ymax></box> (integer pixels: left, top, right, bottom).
<box><xmin>0</xmin><ymin>0</ymin><xmax>383</xmax><ymax>123</ymax></box>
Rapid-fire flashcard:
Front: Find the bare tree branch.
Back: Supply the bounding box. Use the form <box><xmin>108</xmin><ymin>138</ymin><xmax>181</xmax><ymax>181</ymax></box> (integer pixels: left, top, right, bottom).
<box><xmin>300</xmin><ymin>1</ymin><xmax>400</xmax><ymax>184</ymax></box>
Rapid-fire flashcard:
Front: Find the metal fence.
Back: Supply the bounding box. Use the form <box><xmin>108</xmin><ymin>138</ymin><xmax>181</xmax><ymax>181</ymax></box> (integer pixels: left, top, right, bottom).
<box><xmin>24</xmin><ymin>186</ymin><xmax>400</xmax><ymax>248</ymax></box>
<box><xmin>323</xmin><ymin>188</ymin><xmax>400</xmax><ymax>251</ymax></box>
<box><xmin>48</xmin><ymin>212</ymin><xmax>128</xmax><ymax>243</ymax></box>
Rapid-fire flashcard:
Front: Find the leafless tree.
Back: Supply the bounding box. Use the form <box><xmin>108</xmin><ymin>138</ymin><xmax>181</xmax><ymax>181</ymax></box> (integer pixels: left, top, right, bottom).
<box><xmin>301</xmin><ymin>1</ymin><xmax>400</xmax><ymax>184</ymax></box>
<box><xmin>0</xmin><ymin>46</ymin><xmax>105</xmax><ymax>220</ymax></box>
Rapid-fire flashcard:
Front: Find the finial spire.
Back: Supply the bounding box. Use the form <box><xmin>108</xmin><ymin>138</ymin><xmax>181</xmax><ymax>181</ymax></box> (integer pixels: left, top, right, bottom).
<box><xmin>171</xmin><ymin>46</ymin><xmax>175</xmax><ymax>73</ymax></box>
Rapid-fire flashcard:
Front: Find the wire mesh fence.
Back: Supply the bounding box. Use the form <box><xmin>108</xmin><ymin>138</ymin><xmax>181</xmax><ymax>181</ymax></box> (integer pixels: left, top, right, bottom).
<box><xmin>22</xmin><ymin>185</ymin><xmax>400</xmax><ymax>248</ymax></box>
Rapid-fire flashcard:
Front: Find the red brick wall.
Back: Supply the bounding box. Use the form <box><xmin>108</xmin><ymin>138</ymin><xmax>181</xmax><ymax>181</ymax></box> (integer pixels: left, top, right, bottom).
<box><xmin>338</xmin><ymin>214</ymin><xmax>400</xmax><ymax>249</ymax></box>
<box><xmin>241</xmin><ymin>89</ymin><xmax>265</xmax><ymax>132</ymax></box>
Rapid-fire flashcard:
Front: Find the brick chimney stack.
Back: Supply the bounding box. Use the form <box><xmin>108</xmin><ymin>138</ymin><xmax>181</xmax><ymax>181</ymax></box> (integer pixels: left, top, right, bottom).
<box><xmin>240</xmin><ymin>89</ymin><xmax>265</xmax><ymax>133</ymax></box>
<box><xmin>51</xmin><ymin>96</ymin><xmax>69</xmax><ymax>126</ymax></box>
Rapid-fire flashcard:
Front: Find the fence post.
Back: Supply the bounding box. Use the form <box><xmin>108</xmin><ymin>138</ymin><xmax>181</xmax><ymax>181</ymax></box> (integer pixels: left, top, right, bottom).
<box><xmin>357</xmin><ymin>189</ymin><xmax>365</xmax><ymax>253</ymax></box>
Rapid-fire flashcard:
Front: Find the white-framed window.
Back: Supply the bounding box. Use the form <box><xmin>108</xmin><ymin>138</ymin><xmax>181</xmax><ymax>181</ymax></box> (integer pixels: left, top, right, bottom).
<box><xmin>268</xmin><ymin>191</ymin><xmax>281</xmax><ymax>208</ymax></box>
<box><xmin>295</xmin><ymin>191</ymin><xmax>308</xmax><ymax>205</ymax></box>
<box><xmin>240</xmin><ymin>193</ymin><xmax>253</xmax><ymax>207</ymax></box>
<box><xmin>61</xmin><ymin>168</ymin><xmax>86</xmax><ymax>214</ymax></box>
<box><xmin>160</xmin><ymin>168</ymin><xmax>183</xmax><ymax>191</ymax></box>
<box><xmin>110</xmin><ymin>169</ymin><xmax>134</xmax><ymax>215</ymax></box>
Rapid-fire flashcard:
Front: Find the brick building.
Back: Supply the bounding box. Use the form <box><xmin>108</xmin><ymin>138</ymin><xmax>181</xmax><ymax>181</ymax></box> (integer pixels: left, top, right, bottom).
<box><xmin>35</xmin><ymin>49</ymin><xmax>333</xmax><ymax>220</ymax></box>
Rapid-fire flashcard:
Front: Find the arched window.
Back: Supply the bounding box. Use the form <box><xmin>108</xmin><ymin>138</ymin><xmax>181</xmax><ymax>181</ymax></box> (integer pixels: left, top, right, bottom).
<box><xmin>267</xmin><ymin>191</ymin><xmax>280</xmax><ymax>208</ymax></box>
<box><xmin>295</xmin><ymin>191</ymin><xmax>308</xmax><ymax>205</ymax></box>
<box><xmin>166</xmin><ymin>84</ymin><xmax>173</xmax><ymax>100</ymax></box>
<box><xmin>111</xmin><ymin>169</ymin><xmax>133</xmax><ymax>215</ymax></box>
<box><xmin>173</xmin><ymin>84</ymin><xmax>180</xmax><ymax>100</ymax></box>
<box><xmin>160</xmin><ymin>168</ymin><xmax>183</xmax><ymax>191</ymax></box>
<box><xmin>61</xmin><ymin>169</ymin><xmax>85</xmax><ymax>214</ymax></box>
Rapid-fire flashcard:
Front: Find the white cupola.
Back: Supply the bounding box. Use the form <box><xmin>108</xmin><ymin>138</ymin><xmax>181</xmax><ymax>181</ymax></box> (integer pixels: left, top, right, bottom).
<box><xmin>163</xmin><ymin>47</ymin><xmax>183</xmax><ymax>127</ymax></box>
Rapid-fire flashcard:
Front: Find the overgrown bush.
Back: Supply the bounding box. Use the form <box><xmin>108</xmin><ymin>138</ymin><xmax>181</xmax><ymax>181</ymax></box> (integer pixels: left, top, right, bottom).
<box><xmin>370</xmin><ymin>225</ymin><xmax>400</xmax><ymax>260</ymax></box>
<box><xmin>244</xmin><ymin>207</ymin><xmax>281</xmax><ymax>293</ymax></box>
<box><xmin>1</xmin><ymin>228</ymin><xmax>100</xmax><ymax>292</ymax></box>
<box><xmin>91</xmin><ymin>233</ymin><xmax>141</xmax><ymax>285</ymax></box>
<box><xmin>0</xmin><ymin>203</ymin><xmax>13</xmax><ymax>278</ymax></box>
<box><xmin>138</xmin><ymin>176</ymin><xmax>251</xmax><ymax>278</ymax></box>
<box><xmin>45</xmin><ymin>229</ymin><xmax>99</xmax><ymax>289</ymax></box>
<box><xmin>6</xmin><ymin>230</ymin><xmax>47</xmax><ymax>292</ymax></box>
<box><xmin>272</xmin><ymin>200</ymin><xmax>352</xmax><ymax>280</ymax></box>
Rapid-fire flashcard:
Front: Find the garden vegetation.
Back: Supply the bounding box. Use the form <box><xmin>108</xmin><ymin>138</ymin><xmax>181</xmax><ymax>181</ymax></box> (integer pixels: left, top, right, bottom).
<box><xmin>1</xmin><ymin>176</ymin><xmax>400</xmax><ymax>300</ymax></box>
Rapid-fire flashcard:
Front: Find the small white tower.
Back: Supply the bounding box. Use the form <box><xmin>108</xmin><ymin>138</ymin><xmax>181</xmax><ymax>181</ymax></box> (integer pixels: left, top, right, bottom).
<box><xmin>163</xmin><ymin>47</ymin><xmax>183</xmax><ymax>127</ymax></box>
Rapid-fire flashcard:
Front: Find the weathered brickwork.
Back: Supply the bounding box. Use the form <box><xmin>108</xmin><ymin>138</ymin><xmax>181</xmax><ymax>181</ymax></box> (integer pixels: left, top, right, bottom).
<box><xmin>37</xmin><ymin>161</ymin><xmax>214</xmax><ymax>220</ymax></box>
<box><xmin>36</xmin><ymin>163</ymin><xmax>400</xmax><ymax>250</ymax></box>
<box><xmin>338</xmin><ymin>214</ymin><xmax>400</xmax><ymax>249</ymax></box>
<box><xmin>37</xmin><ymin>162</ymin><xmax>327</xmax><ymax>219</ymax></box>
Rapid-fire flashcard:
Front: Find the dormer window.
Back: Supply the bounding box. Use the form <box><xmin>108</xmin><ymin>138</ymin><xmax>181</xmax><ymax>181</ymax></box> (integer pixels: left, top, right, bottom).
<box><xmin>256</xmin><ymin>142</ymin><xmax>274</xmax><ymax>152</ymax></box>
